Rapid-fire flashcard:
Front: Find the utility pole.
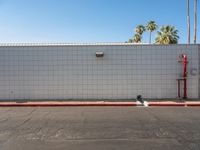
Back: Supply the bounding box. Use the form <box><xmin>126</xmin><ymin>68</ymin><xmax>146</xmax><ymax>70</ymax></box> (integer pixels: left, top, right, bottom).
<box><xmin>194</xmin><ymin>0</ymin><xmax>197</xmax><ymax>44</ymax></box>
<box><xmin>187</xmin><ymin>0</ymin><xmax>191</xmax><ymax>44</ymax></box>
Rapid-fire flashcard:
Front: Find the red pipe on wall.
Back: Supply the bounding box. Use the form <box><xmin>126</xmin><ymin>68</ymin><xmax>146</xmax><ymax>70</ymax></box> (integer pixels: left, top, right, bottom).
<box><xmin>178</xmin><ymin>80</ymin><xmax>180</xmax><ymax>98</ymax></box>
<box><xmin>183</xmin><ymin>54</ymin><xmax>187</xmax><ymax>99</ymax></box>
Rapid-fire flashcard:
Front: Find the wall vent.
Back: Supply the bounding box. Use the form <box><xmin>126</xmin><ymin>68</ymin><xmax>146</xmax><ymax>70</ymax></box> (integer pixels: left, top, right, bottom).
<box><xmin>96</xmin><ymin>52</ymin><xmax>104</xmax><ymax>57</ymax></box>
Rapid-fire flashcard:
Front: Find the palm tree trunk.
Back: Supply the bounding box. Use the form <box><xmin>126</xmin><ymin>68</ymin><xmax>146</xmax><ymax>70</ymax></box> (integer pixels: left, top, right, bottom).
<box><xmin>149</xmin><ymin>32</ymin><xmax>152</xmax><ymax>44</ymax></box>
<box><xmin>187</xmin><ymin>0</ymin><xmax>191</xmax><ymax>44</ymax></box>
<box><xmin>194</xmin><ymin>0</ymin><xmax>197</xmax><ymax>44</ymax></box>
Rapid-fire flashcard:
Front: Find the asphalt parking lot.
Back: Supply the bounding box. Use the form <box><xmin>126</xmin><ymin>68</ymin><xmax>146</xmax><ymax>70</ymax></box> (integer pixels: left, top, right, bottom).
<box><xmin>0</xmin><ymin>107</ymin><xmax>200</xmax><ymax>150</ymax></box>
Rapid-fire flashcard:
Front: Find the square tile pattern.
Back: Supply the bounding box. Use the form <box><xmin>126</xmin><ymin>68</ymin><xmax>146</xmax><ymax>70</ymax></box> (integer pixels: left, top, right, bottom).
<box><xmin>0</xmin><ymin>45</ymin><xmax>199</xmax><ymax>100</ymax></box>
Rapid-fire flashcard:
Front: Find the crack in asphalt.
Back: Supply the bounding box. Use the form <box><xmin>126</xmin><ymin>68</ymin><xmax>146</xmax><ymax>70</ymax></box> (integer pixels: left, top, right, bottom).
<box><xmin>145</xmin><ymin>109</ymin><xmax>195</xmax><ymax>150</ymax></box>
<box><xmin>0</xmin><ymin>108</ymin><xmax>37</xmax><ymax>145</ymax></box>
<box><xmin>0</xmin><ymin>108</ymin><xmax>199</xmax><ymax>150</ymax></box>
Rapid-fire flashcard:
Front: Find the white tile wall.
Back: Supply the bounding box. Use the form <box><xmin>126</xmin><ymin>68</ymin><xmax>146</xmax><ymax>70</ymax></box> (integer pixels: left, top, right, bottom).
<box><xmin>0</xmin><ymin>44</ymin><xmax>199</xmax><ymax>100</ymax></box>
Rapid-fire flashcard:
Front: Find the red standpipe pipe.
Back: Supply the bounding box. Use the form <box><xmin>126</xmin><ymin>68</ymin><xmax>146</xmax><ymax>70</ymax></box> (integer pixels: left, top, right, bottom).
<box><xmin>178</xmin><ymin>80</ymin><xmax>180</xmax><ymax>98</ymax></box>
<box><xmin>183</xmin><ymin>54</ymin><xmax>187</xmax><ymax>99</ymax></box>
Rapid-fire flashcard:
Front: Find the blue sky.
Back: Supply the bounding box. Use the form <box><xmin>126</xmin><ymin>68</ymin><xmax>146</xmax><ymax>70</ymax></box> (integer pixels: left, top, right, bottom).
<box><xmin>0</xmin><ymin>0</ymin><xmax>199</xmax><ymax>43</ymax></box>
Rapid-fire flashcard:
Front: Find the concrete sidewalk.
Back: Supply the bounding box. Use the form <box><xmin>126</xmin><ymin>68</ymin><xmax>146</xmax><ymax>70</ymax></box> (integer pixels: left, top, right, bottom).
<box><xmin>0</xmin><ymin>101</ymin><xmax>200</xmax><ymax>107</ymax></box>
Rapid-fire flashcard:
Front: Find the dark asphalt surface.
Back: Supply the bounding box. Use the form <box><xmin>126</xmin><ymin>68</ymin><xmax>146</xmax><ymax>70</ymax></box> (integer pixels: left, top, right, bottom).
<box><xmin>0</xmin><ymin>107</ymin><xmax>200</xmax><ymax>150</ymax></box>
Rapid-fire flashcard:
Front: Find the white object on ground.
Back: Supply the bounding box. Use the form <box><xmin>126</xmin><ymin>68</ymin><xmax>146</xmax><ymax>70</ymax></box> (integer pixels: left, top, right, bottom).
<box><xmin>136</xmin><ymin>101</ymin><xmax>142</xmax><ymax>105</ymax></box>
<box><xmin>143</xmin><ymin>101</ymin><xmax>149</xmax><ymax>107</ymax></box>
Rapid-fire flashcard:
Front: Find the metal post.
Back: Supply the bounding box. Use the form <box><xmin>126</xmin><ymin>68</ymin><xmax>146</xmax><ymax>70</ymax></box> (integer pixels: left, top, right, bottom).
<box><xmin>194</xmin><ymin>0</ymin><xmax>197</xmax><ymax>44</ymax></box>
<box><xmin>187</xmin><ymin>0</ymin><xmax>191</xmax><ymax>44</ymax></box>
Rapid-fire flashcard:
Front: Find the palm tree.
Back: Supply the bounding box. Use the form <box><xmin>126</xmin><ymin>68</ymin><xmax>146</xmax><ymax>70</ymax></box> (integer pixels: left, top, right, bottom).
<box><xmin>194</xmin><ymin>0</ymin><xmax>197</xmax><ymax>44</ymax></box>
<box><xmin>146</xmin><ymin>21</ymin><xmax>158</xmax><ymax>44</ymax></box>
<box><xmin>127</xmin><ymin>25</ymin><xmax>145</xmax><ymax>43</ymax></box>
<box><xmin>127</xmin><ymin>39</ymin><xmax>134</xmax><ymax>43</ymax></box>
<box><xmin>134</xmin><ymin>25</ymin><xmax>145</xmax><ymax>43</ymax></box>
<box><xmin>155</xmin><ymin>26</ymin><xmax>179</xmax><ymax>44</ymax></box>
<box><xmin>133</xmin><ymin>34</ymin><xmax>142</xmax><ymax>43</ymax></box>
<box><xmin>135</xmin><ymin>25</ymin><xmax>146</xmax><ymax>35</ymax></box>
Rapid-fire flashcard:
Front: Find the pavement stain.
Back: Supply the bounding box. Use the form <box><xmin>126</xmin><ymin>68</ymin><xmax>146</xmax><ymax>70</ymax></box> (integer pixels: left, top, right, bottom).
<box><xmin>0</xmin><ymin>107</ymin><xmax>200</xmax><ymax>150</ymax></box>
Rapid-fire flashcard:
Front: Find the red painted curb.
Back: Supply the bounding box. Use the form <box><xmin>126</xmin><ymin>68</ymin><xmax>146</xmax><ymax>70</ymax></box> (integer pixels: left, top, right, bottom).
<box><xmin>148</xmin><ymin>102</ymin><xmax>186</xmax><ymax>107</ymax></box>
<box><xmin>0</xmin><ymin>101</ymin><xmax>200</xmax><ymax>107</ymax></box>
<box><xmin>148</xmin><ymin>102</ymin><xmax>200</xmax><ymax>107</ymax></box>
<box><xmin>0</xmin><ymin>102</ymin><xmax>137</xmax><ymax>107</ymax></box>
<box><xmin>186</xmin><ymin>102</ymin><xmax>200</xmax><ymax>107</ymax></box>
